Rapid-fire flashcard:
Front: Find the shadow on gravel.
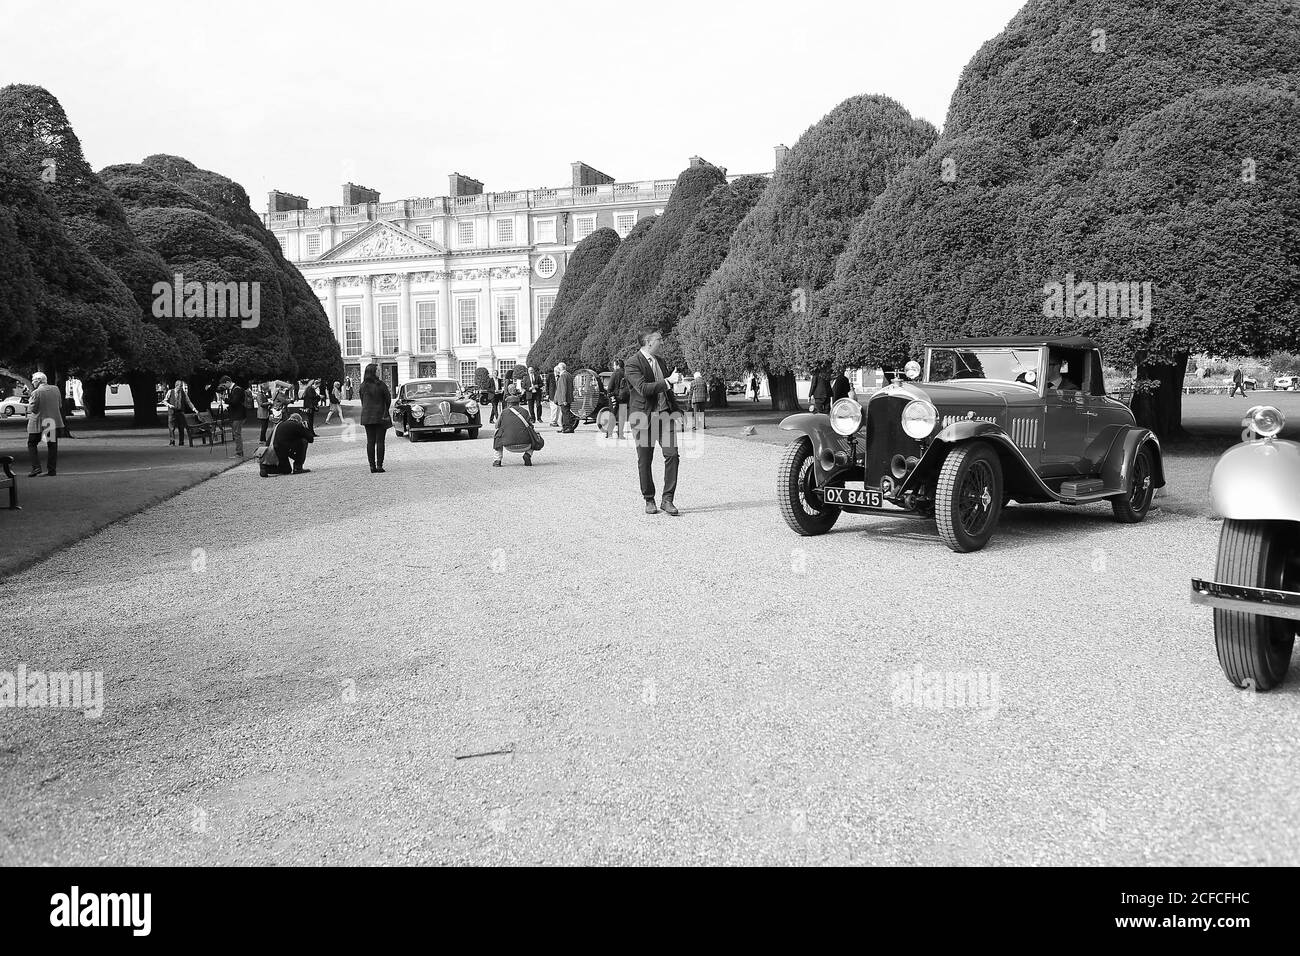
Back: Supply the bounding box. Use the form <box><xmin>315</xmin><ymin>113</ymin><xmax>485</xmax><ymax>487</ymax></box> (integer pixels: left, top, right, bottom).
<box><xmin>686</xmin><ymin>498</ymin><xmax>771</xmax><ymax>515</ymax></box>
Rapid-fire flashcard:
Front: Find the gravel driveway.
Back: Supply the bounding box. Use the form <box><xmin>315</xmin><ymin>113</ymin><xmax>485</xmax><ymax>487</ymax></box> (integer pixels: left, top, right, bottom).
<box><xmin>1</xmin><ymin>423</ymin><xmax>1297</xmax><ymax>865</ymax></box>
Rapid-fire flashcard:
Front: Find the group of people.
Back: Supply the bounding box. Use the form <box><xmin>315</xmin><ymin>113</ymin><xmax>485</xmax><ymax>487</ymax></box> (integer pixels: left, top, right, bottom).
<box><xmin>807</xmin><ymin>367</ymin><xmax>853</xmax><ymax>414</ymax></box>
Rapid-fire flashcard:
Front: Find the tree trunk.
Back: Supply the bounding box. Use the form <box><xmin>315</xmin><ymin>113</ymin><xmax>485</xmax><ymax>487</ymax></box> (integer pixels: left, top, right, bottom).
<box><xmin>707</xmin><ymin>376</ymin><xmax>728</xmax><ymax>409</ymax></box>
<box><xmin>1131</xmin><ymin>352</ymin><xmax>1189</xmax><ymax>441</ymax></box>
<box><xmin>768</xmin><ymin>369</ymin><xmax>800</xmax><ymax>412</ymax></box>
<box><xmin>128</xmin><ymin>371</ymin><xmax>162</xmax><ymax>427</ymax></box>
<box><xmin>83</xmin><ymin>378</ymin><xmax>108</xmax><ymax>419</ymax></box>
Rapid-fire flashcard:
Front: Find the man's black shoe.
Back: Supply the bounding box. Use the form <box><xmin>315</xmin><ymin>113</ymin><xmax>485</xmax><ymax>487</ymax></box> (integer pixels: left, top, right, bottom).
<box><xmin>645</xmin><ymin>500</ymin><xmax>659</xmax><ymax>515</ymax></box>
<box><xmin>661</xmin><ymin>498</ymin><xmax>680</xmax><ymax>516</ymax></box>
<box><xmin>492</xmin><ymin>460</ymin><xmax>502</xmax><ymax>467</ymax></box>
<box><xmin>28</xmin><ymin>466</ymin><xmax>42</xmax><ymax>477</ymax></box>
<box><xmin>293</xmin><ymin>468</ymin><xmax>311</xmax><ymax>474</ymax></box>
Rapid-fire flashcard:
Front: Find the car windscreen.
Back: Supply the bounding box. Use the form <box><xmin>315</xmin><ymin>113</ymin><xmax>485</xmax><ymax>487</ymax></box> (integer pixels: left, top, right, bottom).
<box><xmin>403</xmin><ymin>382</ymin><xmax>458</xmax><ymax>399</ymax></box>
<box><xmin>927</xmin><ymin>348</ymin><xmax>1041</xmax><ymax>386</ymax></box>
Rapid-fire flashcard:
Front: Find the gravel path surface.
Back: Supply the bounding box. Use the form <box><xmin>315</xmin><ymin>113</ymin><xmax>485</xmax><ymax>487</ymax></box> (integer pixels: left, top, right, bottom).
<box><xmin>1</xmin><ymin>423</ymin><xmax>1298</xmax><ymax>865</ymax></box>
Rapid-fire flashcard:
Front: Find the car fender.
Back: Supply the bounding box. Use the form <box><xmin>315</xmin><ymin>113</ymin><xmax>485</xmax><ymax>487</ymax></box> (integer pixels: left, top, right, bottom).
<box><xmin>1098</xmin><ymin>427</ymin><xmax>1165</xmax><ymax>491</ymax></box>
<box><xmin>1210</xmin><ymin>438</ymin><xmax>1300</xmax><ymax>521</ymax></box>
<box><xmin>902</xmin><ymin>422</ymin><xmax>1052</xmax><ymax>498</ymax></box>
<box><xmin>779</xmin><ymin>413</ymin><xmax>855</xmax><ymax>481</ymax></box>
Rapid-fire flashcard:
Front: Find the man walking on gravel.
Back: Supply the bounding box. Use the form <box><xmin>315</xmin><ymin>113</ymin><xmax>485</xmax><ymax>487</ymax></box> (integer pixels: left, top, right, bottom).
<box><xmin>625</xmin><ymin>328</ymin><xmax>682</xmax><ymax>516</ymax></box>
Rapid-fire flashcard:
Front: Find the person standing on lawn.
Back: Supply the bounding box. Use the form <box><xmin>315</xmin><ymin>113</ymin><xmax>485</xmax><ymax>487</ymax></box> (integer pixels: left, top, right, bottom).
<box><xmin>689</xmin><ymin>371</ymin><xmax>709</xmax><ymax>431</ymax></box>
<box><xmin>1229</xmin><ymin>367</ymin><xmax>1246</xmax><ymax>398</ymax></box>
<box><xmin>359</xmin><ymin>362</ymin><xmax>393</xmax><ymax>473</ymax></box>
<box><xmin>219</xmin><ymin>376</ymin><xmax>247</xmax><ymax>457</ymax></box>
<box><xmin>256</xmin><ymin>382</ymin><xmax>272</xmax><ymax>443</ymax></box>
<box><xmin>553</xmin><ymin>362</ymin><xmax>575</xmax><ymax>433</ymax></box>
<box><xmin>164</xmin><ymin>379</ymin><xmax>197</xmax><ymax>447</ymax></box>
<box><xmin>26</xmin><ymin>371</ymin><xmax>63</xmax><ymax>477</ymax></box>
<box><xmin>302</xmin><ymin>379</ymin><xmax>320</xmax><ymax>436</ymax></box>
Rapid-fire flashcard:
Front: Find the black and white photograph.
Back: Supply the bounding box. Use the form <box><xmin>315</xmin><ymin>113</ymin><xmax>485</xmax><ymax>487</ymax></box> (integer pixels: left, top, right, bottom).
<box><xmin>1</xmin><ymin>0</ymin><xmax>1297</xmax><ymax>933</ymax></box>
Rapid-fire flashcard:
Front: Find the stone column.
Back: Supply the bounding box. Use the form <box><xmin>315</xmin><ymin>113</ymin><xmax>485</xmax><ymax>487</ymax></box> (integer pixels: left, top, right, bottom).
<box><xmin>324</xmin><ymin>277</ymin><xmax>338</xmax><ymax>338</ymax></box>
<box><xmin>437</xmin><ymin>271</ymin><xmax>454</xmax><ymax>377</ymax></box>
<box><xmin>397</xmin><ymin>273</ymin><xmax>413</xmax><ymax>384</ymax></box>
<box><xmin>361</xmin><ymin>275</ymin><xmax>375</xmax><ymax>356</ymax></box>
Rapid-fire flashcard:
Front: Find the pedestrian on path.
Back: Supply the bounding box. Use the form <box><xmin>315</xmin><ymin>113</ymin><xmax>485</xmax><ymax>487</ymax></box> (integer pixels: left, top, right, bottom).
<box><xmin>487</xmin><ymin>373</ymin><xmax>503</xmax><ymax>424</ymax></box>
<box><xmin>359</xmin><ymin>362</ymin><xmax>392</xmax><ymax>473</ymax></box>
<box><xmin>625</xmin><ymin>328</ymin><xmax>682</xmax><ymax>516</ymax></box>
<box><xmin>492</xmin><ymin>393</ymin><xmax>540</xmax><ymax>467</ymax></box>
<box><xmin>547</xmin><ymin>367</ymin><xmax>560</xmax><ymax>426</ymax></box>
<box><xmin>219</xmin><ymin>376</ymin><xmax>247</xmax><ymax>457</ymax></box>
<box><xmin>256</xmin><ymin>383</ymin><xmax>272</xmax><ymax>443</ymax></box>
<box><xmin>26</xmin><ymin>371</ymin><xmax>62</xmax><ymax>477</ymax></box>
<box><xmin>689</xmin><ymin>371</ymin><xmax>708</xmax><ymax>431</ymax></box>
<box><xmin>164</xmin><ymin>380</ymin><xmax>197</xmax><ymax>447</ymax></box>
<box><xmin>554</xmin><ymin>363</ymin><xmax>576</xmax><ymax>433</ymax></box>
<box><xmin>522</xmin><ymin>365</ymin><xmax>545</xmax><ymax>421</ymax></box>
<box><xmin>324</xmin><ymin>381</ymin><xmax>343</xmax><ymax>424</ymax></box>
<box><xmin>302</xmin><ymin>380</ymin><xmax>320</xmax><ymax>436</ymax></box>
<box><xmin>1229</xmin><ymin>367</ymin><xmax>1246</xmax><ymax>398</ymax></box>
<box><xmin>750</xmin><ymin>375</ymin><xmax>761</xmax><ymax>403</ymax></box>
<box><xmin>606</xmin><ymin>358</ymin><xmax>628</xmax><ymax>439</ymax></box>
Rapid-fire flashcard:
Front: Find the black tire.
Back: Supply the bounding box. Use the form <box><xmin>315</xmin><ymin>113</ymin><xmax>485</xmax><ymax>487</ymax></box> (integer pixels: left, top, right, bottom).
<box><xmin>777</xmin><ymin>435</ymin><xmax>840</xmax><ymax>536</ymax></box>
<box><xmin>1111</xmin><ymin>444</ymin><xmax>1155</xmax><ymax>523</ymax></box>
<box><xmin>934</xmin><ymin>442</ymin><xmax>1003</xmax><ymax>553</ymax></box>
<box><xmin>467</xmin><ymin>428</ymin><xmax>480</xmax><ymax>439</ymax></box>
<box><xmin>1213</xmin><ymin>520</ymin><xmax>1297</xmax><ymax>691</ymax></box>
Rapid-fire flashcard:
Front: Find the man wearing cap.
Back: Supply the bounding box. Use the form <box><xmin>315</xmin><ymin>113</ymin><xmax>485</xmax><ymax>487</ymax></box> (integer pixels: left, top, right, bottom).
<box><xmin>260</xmin><ymin>412</ymin><xmax>313</xmax><ymax>477</ymax></box>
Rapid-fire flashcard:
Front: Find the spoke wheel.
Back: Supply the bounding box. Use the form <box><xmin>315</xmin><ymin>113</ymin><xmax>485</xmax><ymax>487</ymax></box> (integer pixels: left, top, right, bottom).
<box><xmin>935</xmin><ymin>442</ymin><xmax>1003</xmax><ymax>553</ymax></box>
<box><xmin>777</xmin><ymin>436</ymin><xmax>840</xmax><ymax>536</ymax></box>
<box><xmin>1111</xmin><ymin>445</ymin><xmax>1154</xmax><ymax>523</ymax></box>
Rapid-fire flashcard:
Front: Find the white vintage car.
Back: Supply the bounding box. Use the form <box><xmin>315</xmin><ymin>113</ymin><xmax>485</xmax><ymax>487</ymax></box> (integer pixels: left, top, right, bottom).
<box><xmin>1</xmin><ymin>395</ymin><xmax>30</xmax><ymax>418</ymax></box>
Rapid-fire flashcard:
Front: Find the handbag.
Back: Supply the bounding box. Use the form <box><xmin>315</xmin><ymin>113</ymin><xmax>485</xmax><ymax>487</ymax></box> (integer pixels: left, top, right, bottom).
<box><xmin>255</xmin><ymin>424</ymin><xmax>280</xmax><ymax>467</ymax></box>
<box><xmin>509</xmin><ymin>407</ymin><xmax>544</xmax><ymax>451</ymax></box>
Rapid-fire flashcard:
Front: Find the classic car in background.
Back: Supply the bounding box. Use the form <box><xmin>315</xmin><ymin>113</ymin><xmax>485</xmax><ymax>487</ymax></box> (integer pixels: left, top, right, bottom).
<box><xmin>1191</xmin><ymin>404</ymin><xmax>1298</xmax><ymax>690</ymax></box>
<box><xmin>391</xmin><ymin>378</ymin><xmax>481</xmax><ymax>440</ymax></box>
<box><xmin>1</xmin><ymin>395</ymin><xmax>30</xmax><ymax>418</ymax></box>
<box><xmin>777</xmin><ymin>336</ymin><xmax>1165</xmax><ymax>553</ymax></box>
<box><xmin>570</xmin><ymin>369</ymin><xmax>613</xmax><ymax>430</ymax></box>
<box><xmin>726</xmin><ymin>380</ymin><xmax>748</xmax><ymax>396</ymax></box>
<box><xmin>1272</xmin><ymin>375</ymin><xmax>1299</xmax><ymax>391</ymax></box>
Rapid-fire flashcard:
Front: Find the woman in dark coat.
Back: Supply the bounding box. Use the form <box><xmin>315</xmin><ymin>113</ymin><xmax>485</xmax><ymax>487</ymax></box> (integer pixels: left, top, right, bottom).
<box><xmin>358</xmin><ymin>363</ymin><xmax>392</xmax><ymax>473</ymax></box>
<box><xmin>492</xmin><ymin>393</ymin><xmax>537</xmax><ymax>467</ymax></box>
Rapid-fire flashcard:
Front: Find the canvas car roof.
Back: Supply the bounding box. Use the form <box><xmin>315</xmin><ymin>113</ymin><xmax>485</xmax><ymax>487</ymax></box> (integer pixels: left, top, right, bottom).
<box><xmin>927</xmin><ymin>335</ymin><xmax>1099</xmax><ymax>350</ymax></box>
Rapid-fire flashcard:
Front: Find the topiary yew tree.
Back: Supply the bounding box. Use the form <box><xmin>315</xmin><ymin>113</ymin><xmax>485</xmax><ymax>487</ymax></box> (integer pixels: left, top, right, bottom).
<box><xmin>577</xmin><ymin>164</ymin><xmax>726</xmax><ymax>369</ymax></box>
<box><xmin>527</xmin><ymin>227</ymin><xmax>620</xmax><ymax>370</ymax></box>
<box><xmin>681</xmin><ymin>94</ymin><xmax>937</xmax><ymax>409</ymax></box>
<box><xmin>818</xmin><ymin>0</ymin><xmax>1300</xmax><ymax>438</ymax></box>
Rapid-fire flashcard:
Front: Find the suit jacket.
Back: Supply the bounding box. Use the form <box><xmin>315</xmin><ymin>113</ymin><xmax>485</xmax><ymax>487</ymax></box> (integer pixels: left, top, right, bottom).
<box><xmin>27</xmin><ymin>384</ymin><xmax>64</xmax><ymax>434</ymax></box>
<box><xmin>831</xmin><ymin>374</ymin><xmax>851</xmax><ymax>401</ymax></box>
<box><xmin>554</xmin><ymin>371</ymin><xmax>574</xmax><ymax>405</ymax></box>
<box><xmin>812</xmin><ymin>372</ymin><xmax>831</xmax><ymax>400</ymax></box>
<box><xmin>522</xmin><ymin>370</ymin><xmax>543</xmax><ymax>397</ymax></box>
<box><xmin>609</xmin><ymin>368</ymin><xmax>627</xmax><ymax>403</ymax></box>
<box><xmin>624</xmin><ymin>350</ymin><xmax>678</xmax><ymax>415</ymax></box>
<box><xmin>545</xmin><ymin>371</ymin><xmax>557</xmax><ymax>400</ymax></box>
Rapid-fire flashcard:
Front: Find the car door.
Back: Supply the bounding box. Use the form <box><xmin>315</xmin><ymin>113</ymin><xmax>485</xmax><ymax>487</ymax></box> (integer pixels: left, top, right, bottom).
<box><xmin>1042</xmin><ymin>353</ymin><xmax>1090</xmax><ymax>475</ymax></box>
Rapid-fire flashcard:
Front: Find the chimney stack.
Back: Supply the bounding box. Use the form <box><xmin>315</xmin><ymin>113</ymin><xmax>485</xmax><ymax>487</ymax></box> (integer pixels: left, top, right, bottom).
<box><xmin>342</xmin><ymin>182</ymin><xmax>380</xmax><ymax>205</ymax></box>
<box><xmin>268</xmin><ymin>190</ymin><xmax>309</xmax><ymax>214</ymax></box>
<box><xmin>571</xmin><ymin>161</ymin><xmax>614</xmax><ymax>188</ymax></box>
<box><xmin>448</xmin><ymin>172</ymin><xmax>484</xmax><ymax>197</ymax></box>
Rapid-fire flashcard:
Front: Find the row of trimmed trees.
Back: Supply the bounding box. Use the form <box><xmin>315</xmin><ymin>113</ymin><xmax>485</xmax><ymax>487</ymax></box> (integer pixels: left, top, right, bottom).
<box><xmin>532</xmin><ymin>0</ymin><xmax>1300</xmax><ymax>436</ymax></box>
<box><xmin>0</xmin><ymin>85</ymin><xmax>342</xmax><ymax>424</ymax></box>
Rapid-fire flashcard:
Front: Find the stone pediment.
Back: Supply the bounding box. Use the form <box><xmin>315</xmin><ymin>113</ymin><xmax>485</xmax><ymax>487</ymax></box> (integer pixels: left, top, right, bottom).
<box><xmin>318</xmin><ymin>221</ymin><xmax>446</xmax><ymax>262</ymax></box>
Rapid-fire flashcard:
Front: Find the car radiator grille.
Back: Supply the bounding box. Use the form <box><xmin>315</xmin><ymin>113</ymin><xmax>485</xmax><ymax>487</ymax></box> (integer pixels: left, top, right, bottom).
<box><xmin>423</xmin><ymin>413</ymin><xmax>468</xmax><ymax>425</ymax></box>
<box><xmin>863</xmin><ymin>394</ymin><xmax>923</xmax><ymax>487</ymax></box>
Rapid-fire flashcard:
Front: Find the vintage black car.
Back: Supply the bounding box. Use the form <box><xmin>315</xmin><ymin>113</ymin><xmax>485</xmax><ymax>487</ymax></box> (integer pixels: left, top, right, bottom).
<box><xmin>778</xmin><ymin>336</ymin><xmax>1165</xmax><ymax>552</ymax></box>
<box><xmin>1191</xmin><ymin>404</ymin><xmax>1298</xmax><ymax>690</ymax></box>
<box><xmin>391</xmin><ymin>378</ymin><xmax>482</xmax><ymax>440</ymax></box>
<box><xmin>570</xmin><ymin>369</ymin><xmax>613</xmax><ymax>429</ymax></box>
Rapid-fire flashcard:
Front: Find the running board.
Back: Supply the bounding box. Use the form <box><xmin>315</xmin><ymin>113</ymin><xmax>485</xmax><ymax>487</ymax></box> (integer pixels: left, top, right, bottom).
<box><xmin>1055</xmin><ymin>488</ymin><xmax>1125</xmax><ymax>504</ymax></box>
<box><xmin>1191</xmin><ymin>579</ymin><xmax>1300</xmax><ymax>622</ymax></box>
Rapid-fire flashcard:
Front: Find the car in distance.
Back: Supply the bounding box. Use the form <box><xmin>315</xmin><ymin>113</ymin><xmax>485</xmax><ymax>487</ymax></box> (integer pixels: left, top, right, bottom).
<box><xmin>1</xmin><ymin>395</ymin><xmax>30</xmax><ymax>418</ymax></box>
<box><xmin>1272</xmin><ymin>375</ymin><xmax>1299</xmax><ymax>391</ymax></box>
<box><xmin>726</xmin><ymin>380</ymin><xmax>748</xmax><ymax>396</ymax></box>
<box><xmin>777</xmin><ymin>335</ymin><xmax>1165</xmax><ymax>553</ymax></box>
<box><xmin>391</xmin><ymin>378</ymin><xmax>481</xmax><ymax>440</ymax></box>
<box><xmin>1191</xmin><ymin>404</ymin><xmax>1298</xmax><ymax>690</ymax></box>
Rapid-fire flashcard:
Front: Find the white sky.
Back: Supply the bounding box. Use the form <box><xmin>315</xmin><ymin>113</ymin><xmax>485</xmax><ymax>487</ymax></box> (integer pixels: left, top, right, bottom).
<box><xmin>3</xmin><ymin>0</ymin><xmax>1025</xmax><ymax>208</ymax></box>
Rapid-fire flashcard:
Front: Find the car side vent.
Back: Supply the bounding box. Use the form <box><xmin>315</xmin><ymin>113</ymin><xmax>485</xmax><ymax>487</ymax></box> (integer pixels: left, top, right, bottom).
<box><xmin>1009</xmin><ymin>416</ymin><xmax>1038</xmax><ymax>448</ymax></box>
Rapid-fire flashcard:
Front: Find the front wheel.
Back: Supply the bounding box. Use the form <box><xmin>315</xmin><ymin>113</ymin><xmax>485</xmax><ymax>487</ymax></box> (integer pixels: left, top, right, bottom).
<box><xmin>777</xmin><ymin>435</ymin><xmax>840</xmax><ymax>536</ymax></box>
<box><xmin>1213</xmin><ymin>520</ymin><xmax>1298</xmax><ymax>691</ymax></box>
<box><xmin>1111</xmin><ymin>445</ymin><xmax>1155</xmax><ymax>522</ymax></box>
<box><xmin>934</xmin><ymin>442</ymin><xmax>1003</xmax><ymax>553</ymax></box>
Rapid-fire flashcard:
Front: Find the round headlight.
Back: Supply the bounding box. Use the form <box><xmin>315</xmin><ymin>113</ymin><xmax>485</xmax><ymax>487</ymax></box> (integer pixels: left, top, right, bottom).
<box><xmin>830</xmin><ymin>398</ymin><xmax>864</xmax><ymax>436</ymax></box>
<box><xmin>901</xmin><ymin>400</ymin><xmax>938</xmax><ymax>439</ymax></box>
<box><xmin>410</xmin><ymin>404</ymin><xmax>425</xmax><ymax>419</ymax></box>
<box><xmin>465</xmin><ymin>401</ymin><xmax>479</xmax><ymax>414</ymax></box>
<box><xmin>1248</xmin><ymin>405</ymin><xmax>1285</xmax><ymax>437</ymax></box>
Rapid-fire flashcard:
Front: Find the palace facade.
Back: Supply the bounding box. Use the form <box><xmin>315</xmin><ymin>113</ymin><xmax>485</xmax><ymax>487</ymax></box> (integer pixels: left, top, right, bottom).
<box><xmin>263</xmin><ymin>159</ymin><xmax>736</xmax><ymax>391</ymax></box>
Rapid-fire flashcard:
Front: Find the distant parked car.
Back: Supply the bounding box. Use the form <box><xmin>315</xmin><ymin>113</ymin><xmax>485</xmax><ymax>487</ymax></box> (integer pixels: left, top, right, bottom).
<box><xmin>391</xmin><ymin>378</ymin><xmax>482</xmax><ymax>440</ymax></box>
<box><xmin>726</xmin><ymin>380</ymin><xmax>748</xmax><ymax>395</ymax></box>
<box><xmin>1</xmin><ymin>395</ymin><xmax>29</xmax><ymax>418</ymax></box>
<box><xmin>1272</xmin><ymin>375</ymin><xmax>1299</xmax><ymax>391</ymax></box>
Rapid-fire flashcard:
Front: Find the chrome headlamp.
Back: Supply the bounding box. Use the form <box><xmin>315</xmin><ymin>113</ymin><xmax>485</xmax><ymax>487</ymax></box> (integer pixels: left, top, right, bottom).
<box><xmin>1246</xmin><ymin>405</ymin><xmax>1284</xmax><ymax>438</ymax></box>
<box><xmin>830</xmin><ymin>398</ymin><xmax>864</xmax><ymax>436</ymax></box>
<box><xmin>410</xmin><ymin>404</ymin><xmax>425</xmax><ymax>419</ymax></box>
<box><xmin>901</xmin><ymin>400</ymin><xmax>938</xmax><ymax>440</ymax></box>
<box><xmin>465</xmin><ymin>400</ymin><xmax>479</xmax><ymax>414</ymax></box>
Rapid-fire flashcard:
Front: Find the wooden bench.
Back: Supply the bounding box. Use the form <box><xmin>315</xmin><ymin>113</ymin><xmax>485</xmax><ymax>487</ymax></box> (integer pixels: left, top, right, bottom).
<box><xmin>1</xmin><ymin>455</ymin><xmax>18</xmax><ymax>510</ymax></box>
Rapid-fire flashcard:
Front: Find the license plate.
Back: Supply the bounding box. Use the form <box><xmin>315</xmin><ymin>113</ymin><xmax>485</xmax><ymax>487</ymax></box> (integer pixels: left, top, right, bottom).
<box><xmin>439</xmin><ymin>428</ymin><xmax>453</xmax><ymax>433</ymax></box>
<box><xmin>822</xmin><ymin>487</ymin><xmax>882</xmax><ymax>507</ymax></box>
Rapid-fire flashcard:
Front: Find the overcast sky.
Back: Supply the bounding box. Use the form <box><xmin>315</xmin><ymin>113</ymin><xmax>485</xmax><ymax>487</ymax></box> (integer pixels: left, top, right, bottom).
<box><xmin>4</xmin><ymin>0</ymin><xmax>1025</xmax><ymax>209</ymax></box>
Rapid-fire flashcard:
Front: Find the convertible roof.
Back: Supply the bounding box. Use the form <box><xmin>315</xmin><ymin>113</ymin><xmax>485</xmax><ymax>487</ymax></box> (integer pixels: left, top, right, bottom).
<box><xmin>927</xmin><ymin>335</ymin><xmax>1099</xmax><ymax>349</ymax></box>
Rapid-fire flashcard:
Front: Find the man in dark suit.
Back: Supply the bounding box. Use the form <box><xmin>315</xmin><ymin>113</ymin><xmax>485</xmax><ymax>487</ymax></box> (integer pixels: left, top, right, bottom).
<box><xmin>522</xmin><ymin>365</ymin><xmax>545</xmax><ymax>420</ymax></box>
<box><xmin>554</xmin><ymin>363</ymin><xmax>576</xmax><ymax>432</ymax></box>
<box><xmin>811</xmin><ymin>366</ymin><xmax>832</xmax><ymax>414</ymax></box>
<box><xmin>624</xmin><ymin>328</ymin><xmax>683</xmax><ymax>516</ymax></box>
<box><xmin>831</xmin><ymin>368</ymin><xmax>852</xmax><ymax>402</ymax></box>
<box><xmin>487</xmin><ymin>373</ymin><xmax>503</xmax><ymax>423</ymax></box>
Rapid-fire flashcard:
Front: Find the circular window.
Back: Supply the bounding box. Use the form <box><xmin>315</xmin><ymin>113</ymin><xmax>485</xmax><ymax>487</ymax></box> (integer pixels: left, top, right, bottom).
<box><xmin>535</xmin><ymin>255</ymin><xmax>558</xmax><ymax>279</ymax></box>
